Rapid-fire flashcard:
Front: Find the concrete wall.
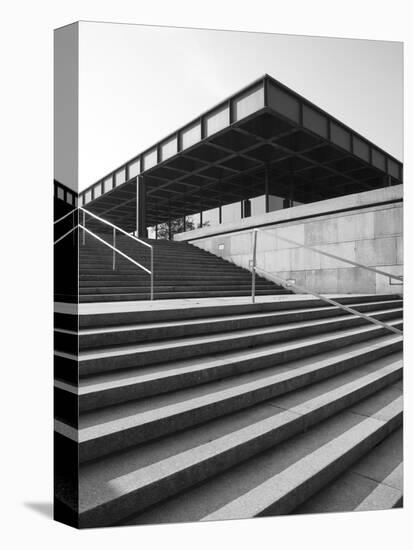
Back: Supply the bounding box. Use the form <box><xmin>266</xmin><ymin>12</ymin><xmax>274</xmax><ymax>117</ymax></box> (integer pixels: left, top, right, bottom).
<box><xmin>176</xmin><ymin>186</ymin><xmax>403</xmax><ymax>295</ymax></box>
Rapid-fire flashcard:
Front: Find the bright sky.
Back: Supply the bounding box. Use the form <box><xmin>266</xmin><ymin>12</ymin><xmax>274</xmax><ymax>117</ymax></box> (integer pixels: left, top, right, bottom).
<box><xmin>77</xmin><ymin>21</ymin><xmax>403</xmax><ymax>192</ymax></box>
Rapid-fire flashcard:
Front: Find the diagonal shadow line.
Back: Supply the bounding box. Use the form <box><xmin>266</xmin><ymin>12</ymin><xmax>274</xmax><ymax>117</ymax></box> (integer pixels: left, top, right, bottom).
<box><xmin>23</xmin><ymin>502</ymin><xmax>53</xmax><ymax>519</ymax></box>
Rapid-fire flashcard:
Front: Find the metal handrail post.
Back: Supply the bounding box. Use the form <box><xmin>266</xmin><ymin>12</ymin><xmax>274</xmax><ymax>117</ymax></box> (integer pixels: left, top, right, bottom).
<box><xmin>79</xmin><ymin>207</ymin><xmax>152</xmax><ymax>248</ymax></box>
<box><xmin>55</xmin><ymin>207</ymin><xmax>156</xmax><ymax>299</ymax></box>
<box><xmin>80</xmin><ymin>225</ymin><xmax>151</xmax><ymax>274</ymax></box>
<box><xmin>113</xmin><ymin>227</ymin><xmax>116</xmax><ymax>270</ymax></box>
<box><xmin>150</xmin><ymin>247</ymin><xmax>154</xmax><ymax>300</ymax></box>
<box><xmin>251</xmin><ymin>228</ymin><xmax>257</xmax><ymax>303</ymax></box>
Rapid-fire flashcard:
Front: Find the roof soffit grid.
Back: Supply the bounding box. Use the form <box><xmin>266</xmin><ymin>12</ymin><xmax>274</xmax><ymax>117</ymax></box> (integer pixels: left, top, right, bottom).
<box><xmin>143</xmin><ymin>105</ymin><xmax>391</xmax><ymax>207</ymax></box>
<box><xmin>264</xmin><ymin>75</ymin><xmax>402</xmax><ymax>181</ymax></box>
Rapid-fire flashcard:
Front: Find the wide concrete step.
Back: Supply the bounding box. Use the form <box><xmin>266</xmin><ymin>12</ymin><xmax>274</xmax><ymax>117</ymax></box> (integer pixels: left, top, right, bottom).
<box><xmin>80</xmin><ymin>241</ymin><xmax>203</xmax><ymax>250</ymax></box>
<box><xmin>78</xmin><ymin>280</ymin><xmax>273</xmax><ymax>289</ymax></box>
<box><xmin>57</xmin><ymin>309</ymin><xmax>402</xmax><ymax>376</ymax></box>
<box><xmin>79</xmin><ymin>254</ymin><xmax>241</xmax><ymax>261</ymax></box>
<box><xmin>122</xmin><ymin>386</ymin><xmax>402</xmax><ymax>526</ymax></box>
<box><xmin>78</xmin><ymin>271</ymin><xmax>271</xmax><ymax>280</ymax></box>
<box><xmin>78</xmin><ymin>252</ymin><xmax>243</xmax><ymax>263</ymax></box>
<box><xmin>56</xmin><ymin>300</ymin><xmax>402</xmax><ymax>351</ymax></box>
<box><xmin>79</xmin><ymin>284</ymin><xmax>279</xmax><ymax>295</ymax></box>
<box><xmin>57</xmin><ymin>349</ymin><xmax>402</xmax><ymax>464</ymax></box>
<box><xmin>78</xmin><ymin>288</ymin><xmax>288</xmax><ymax>302</ymax></box>
<box><xmin>79</xmin><ymin>274</ymin><xmax>259</xmax><ymax>283</ymax></box>
<box><xmin>78</xmin><ymin>272</ymin><xmax>259</xmax><ymax>282</ymax></box>
<box><xmin>79</xmin><ymin>264</ymin><xmax>254</xmax><ymax>275</ymax></box>
<box><xmin>64</xmin><ymin>332</ymin><xmax>402</xmax><ymax>412</ymax></box>
<box><xmin>75</xmin><ymin>372</ymin><xmax>402</xmax><ymax>527</ymax></box>
<box><xmin>74</xmin><ymin>295</ymin><xmax>401</xmax><ymax>329</ymax></box>
<box><xmin>295</xmin><ymin>426</ymin><xmax>403</xmax><ymax>513</ymax></box>
<box><xmin>78</xmin><ymin>250</ymin><xmax>237</xmax><ymax>260</ymax></box>
<box><xmin>79</xmin><ymin>251</ymin><xmax>238</xmax><ymax>260</ymax></box>
<box><xmin>80</xmin><ymin>264</ymin><xmax>240</xmax><ymax>273</ymax></box>
<box><xmin>79</xmin><ymin>244</ymin><xmax>212</xmax><ymax>254</ymax></box>
<box><xmin>79</xmin><ymin>277</ymin><xmax>265</xmax><ymax>287</ymax></box>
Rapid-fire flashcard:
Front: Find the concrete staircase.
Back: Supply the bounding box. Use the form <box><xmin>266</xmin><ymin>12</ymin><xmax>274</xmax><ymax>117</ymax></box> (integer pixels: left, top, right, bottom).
<box><xmin>54</xmin><ymin>293</ymin><xmax>403</xmax><ymax>527</ymax></box>
<box><xmin>78</xmin><ymin>236</ymin><xmax>288</xmax><ymax>302</ymax></box>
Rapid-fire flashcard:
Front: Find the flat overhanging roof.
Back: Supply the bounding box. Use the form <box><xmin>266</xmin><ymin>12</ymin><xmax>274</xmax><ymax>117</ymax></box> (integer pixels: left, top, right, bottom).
<box><xmin>80</xmin><ymin>74</ymin><xmax>403</xmax><ymax>231</ymax></box>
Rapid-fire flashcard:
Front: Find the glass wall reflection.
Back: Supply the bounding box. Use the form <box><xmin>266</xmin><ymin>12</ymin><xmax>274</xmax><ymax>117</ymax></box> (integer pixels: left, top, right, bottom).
<box><xmin>146</xmin><ymin>185</ymin><xmax>305</xmax><ymax>240</ymax></box>
<box><xmin>222</xmin><ymin>201</ymin><xmax>242</xmax><ymax>224</ymax></box>
<box><xmin>202</xmin><ymin>208</ymin><xmax>220</xmax><ymax>227</ymax></box>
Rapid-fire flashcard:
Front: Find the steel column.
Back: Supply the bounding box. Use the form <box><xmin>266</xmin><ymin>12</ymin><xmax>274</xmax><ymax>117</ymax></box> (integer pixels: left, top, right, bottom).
<box><xmin>112</xmin><ymin>227</ymin><xmax>116</xmax><ymax>270</ymax></box>
<box><xmin>251</xmin><ymin>229</ymin><xmax>258</xmax><ymax>303</ymax></box>
<box><xmin>136</xmin><ymin>176</ymin><xmax>147</xmax><ymax>238</ymax></box>
<box><xmin>264</xmin><ymin>164</ymin><xmax>270</xmax><ymax>213</ymax></box>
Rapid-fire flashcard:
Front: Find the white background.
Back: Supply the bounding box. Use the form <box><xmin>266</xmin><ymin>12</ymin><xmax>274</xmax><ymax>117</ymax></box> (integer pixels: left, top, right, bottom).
<box><xmin>1</xmin><ymin>1</ymin><xmax>411</xmax><ymax>549</ymax></box>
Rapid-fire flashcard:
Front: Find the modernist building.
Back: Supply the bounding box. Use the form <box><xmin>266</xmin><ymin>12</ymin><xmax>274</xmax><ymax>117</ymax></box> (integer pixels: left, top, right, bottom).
<box><xmin>78</xmin><ymin>74</ymin><xmax>402</xmax><ymax>239</ymax></box>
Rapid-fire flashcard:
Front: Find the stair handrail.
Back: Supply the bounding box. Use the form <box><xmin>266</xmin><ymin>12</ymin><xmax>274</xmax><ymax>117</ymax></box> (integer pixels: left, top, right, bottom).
<box><xmin>53</xmin><ymin>208</ymin><xmax>154</xmax><ymax>300</ymax></box>
<box><xmin>254</xmin><ymin>264</ymin><xmax>402</xmax><ymax>336</ymax></box>
<box><xmin>54</xmin><ymin>225</ymin><xmax>78</xmax><ymax>245</ymax></box>
<box><xmin>54</xmin><ymin>207</ymin><xmax>78</xmax><ymax>225</ymax></box>
<box><xmin>54</xmin><ymin>223</ymin><xmax>154</xmax><ymax>300</ymax></box>
<box><xmin>248</xmin><ymin>227</ymin><xmax>402</xmax><ymax>335</ymax></box>
<box><xmin>79</xmin><ymin>207</ymin><xmax>152</xmax><ymax>249</ymax></box>
<box><xmin>54</xmin><ymin>207</ymin><xmax>79</xmax><ymax>246</ymax></box>
<box><xmin>81</xmin><ymin>224</ymin><xmax>153</xmax><ymax>300</ymax></box>
<box><xmin>80</xmin><ymin>207</ymin><xmax>154</xmax><ymax>300</ymax></box>
<box><xmin>80</xmin><ymin>225</ymin><xmax>151</xmax><ymax>274</ymax></box>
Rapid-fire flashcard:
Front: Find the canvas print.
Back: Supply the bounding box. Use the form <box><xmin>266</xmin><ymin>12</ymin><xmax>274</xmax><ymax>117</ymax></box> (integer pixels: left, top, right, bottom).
<box><xmin>54</xmin><ymin>22</ymin><xmax>403</xmax><ymax>528</ymax></box>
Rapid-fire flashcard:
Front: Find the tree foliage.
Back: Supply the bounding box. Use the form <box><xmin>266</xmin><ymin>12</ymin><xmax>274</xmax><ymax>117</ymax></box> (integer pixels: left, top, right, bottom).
<box><xmin>155</xmin><ymin>217</ymin><xmax>209</xmax><ymax>239</ymax></box>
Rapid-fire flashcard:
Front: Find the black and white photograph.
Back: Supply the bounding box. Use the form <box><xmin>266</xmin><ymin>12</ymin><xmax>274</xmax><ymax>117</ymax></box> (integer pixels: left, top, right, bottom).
<box><xmin>52</xmin><ymin>20</ymin><xmax>404</xmax><ymax>529</ymax></box>
<box><xmin>5</xmin><ymin>3</ymin><xmax>412</xmax><ymax>547</ymax></box>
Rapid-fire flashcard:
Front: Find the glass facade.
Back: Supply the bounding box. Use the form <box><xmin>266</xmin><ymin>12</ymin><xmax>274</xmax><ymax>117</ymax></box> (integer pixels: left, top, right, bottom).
<box><xmin>268</xmin><ymin>194</ymin><xmax>286</xmax><ymax>212</ymax></box>
<box><xmin>189</xmin><ymin>213</ymin><xmax>201</xmax><ymax>230</ymax></box>
<box><xmin>202</xmin><ymin>207</ymin><xmax>220</xmax><ymax>227</ymax></box>
<box><xmin>145</xmin><ymin>188</ymin><xmax>306</xmax><ymax>241</ymax></box>
<box><xmin>147</xmin><ymin>226</ymin><xmax>156</xmax><ymax>239</ymax></box>
<box><xmin>222</xmin><ymin>201</ymin><xmax>242</xmax><ymax>224</ymax></box>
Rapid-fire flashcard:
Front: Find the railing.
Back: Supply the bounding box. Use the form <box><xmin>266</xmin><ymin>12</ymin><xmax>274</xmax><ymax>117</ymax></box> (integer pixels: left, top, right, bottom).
<box><xmin>53</xmin><ymin>207</ymin><xmax>78</xmax><ymax>225</ymax></box>
<box><xmin>53</xmin><ymin>207</ymin><xmax>154</xmax><ymax>300</ymax></box>
<box><xmin>54</xmin><ymin>208</ymin><xmax>79</xmax><ymax>245</ymax></box>
<box><xmin>249</xmin><ymin>227</ymin><xmax>402</xmax><ymax>335</ymax></box>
